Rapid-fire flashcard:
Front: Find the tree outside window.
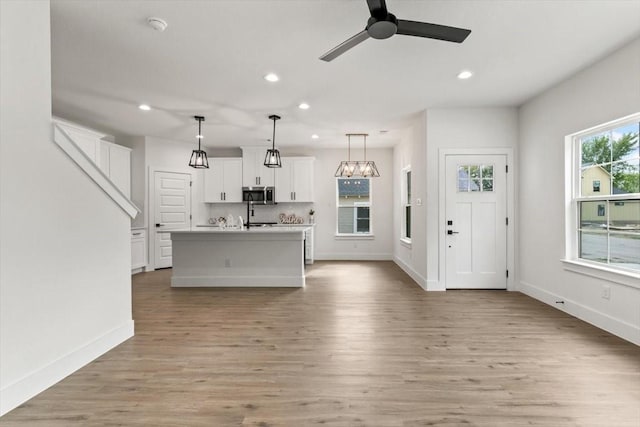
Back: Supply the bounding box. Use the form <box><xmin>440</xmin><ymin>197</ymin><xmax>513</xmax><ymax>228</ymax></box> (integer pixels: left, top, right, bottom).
<box><xmin>575</xmin><ymin>117</ymin><xmax>639</xmax><ymax>271</ymax></box>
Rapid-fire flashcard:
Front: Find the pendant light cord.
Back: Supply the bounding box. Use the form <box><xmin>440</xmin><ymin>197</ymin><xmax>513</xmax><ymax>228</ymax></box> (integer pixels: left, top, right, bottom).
<box><xmin>272</xmin><ymin>117</ymin><xmax>276</xmax><ymax>150</ymax></box>
<box><xmin>198</xmin><ymin>118</ymin><xmax>202</xmax><ymax>151</ymax></box>
<box><xmin>363</xmin><ymin>134</ymin><xmax>367</xmax><ymax>161</ymax></box>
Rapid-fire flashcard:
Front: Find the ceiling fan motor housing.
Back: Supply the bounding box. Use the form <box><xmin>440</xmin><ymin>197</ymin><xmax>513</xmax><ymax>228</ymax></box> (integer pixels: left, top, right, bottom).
<box><xmin>367</xmin><ymin>13</ymin><xmax>398</xmax><ymax>39</ymax></box>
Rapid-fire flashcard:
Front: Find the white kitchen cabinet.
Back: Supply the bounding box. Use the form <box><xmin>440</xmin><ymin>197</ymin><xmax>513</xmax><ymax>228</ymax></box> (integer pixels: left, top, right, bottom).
<box><xmin>131</xmin><ymin>229</ymin><xmax>146</xmax><ymax>273</ymax></box>
<box><xmin>100</xmin><ymin>141</ymin><xmax>131</xmax><ymax>198</ymax></box>
<box><xmin>54</xmin><ymin>118</ymin><xmax>131</xmax><ymax>198</ymax></box>
<box><xmin>202</xmin><ymin>158</ymin><xmax>243</xmax><ymax>203</ymax></box>
<box><xmin>53</xmin><ymin>117</ymin><xmax>107</xmax><ymax>165</ymax></box>
<box><xmin>304</xmin><ymin>226</ymin><xmax>314</xmax><ymax>265</ymax></box>
<box><xmin>241</xmin><ymin>146</ymin><xmax>274</xmax><ymax>187</ymax></box>
<box><xmin>275</xmin><ymin>157</ymin><xmax>314</xmax><ymax>202</ymax></box>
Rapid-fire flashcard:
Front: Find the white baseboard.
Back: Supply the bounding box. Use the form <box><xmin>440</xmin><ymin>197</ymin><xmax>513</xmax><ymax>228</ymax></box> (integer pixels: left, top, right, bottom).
<box><xmin>426</xmin><ymin>280</ymin><xmax>445</xmax><ymax>292</ymax></box>
<box><xmin>314</xmin><ymin>253</ymin><xmax>393</xmax><ymax>261</ymax></box>
<box><xmin>0</xmin><ymin>320</ymin><xmax>134</xmax><ymax>416</ymax></box>
<box><xmin>393</xmin><ymin>256</ymin><xmax>427</xmax><ymax>290</ymax></box>
<box><xmin>519</xmin><ymin>280</ymin><xmax>639</xmax><ymax>346</ymax></box>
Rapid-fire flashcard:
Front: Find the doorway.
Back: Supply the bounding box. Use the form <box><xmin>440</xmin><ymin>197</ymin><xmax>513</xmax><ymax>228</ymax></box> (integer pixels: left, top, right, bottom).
<box><xmin>151</xmin><ymin>170</ymin><xmax>192</xmax><ymax>270</ymax></box>
<box><xmin>442</xmin><ymin>152</ymin><xmax>511</xmax><ymax>289</ymax></box>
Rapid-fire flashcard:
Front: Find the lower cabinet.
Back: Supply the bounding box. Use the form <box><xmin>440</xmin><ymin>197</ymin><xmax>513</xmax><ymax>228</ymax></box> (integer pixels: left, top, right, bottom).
<box><xmin>131</xmin><ymin>229</ymin><xmax>146</xmax><ymax>273</ymax></box>
<box><xmin>304</xmin><ymin>227</ymin><xmax>314</xmax><ymax>265</ymax></box>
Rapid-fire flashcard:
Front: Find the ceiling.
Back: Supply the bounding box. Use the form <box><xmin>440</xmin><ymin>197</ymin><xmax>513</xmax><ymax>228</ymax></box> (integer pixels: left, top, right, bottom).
<box><xmin>50</xmin><ymin>0</ymin><xmax>640</xmax><ymax>148</ymax></box>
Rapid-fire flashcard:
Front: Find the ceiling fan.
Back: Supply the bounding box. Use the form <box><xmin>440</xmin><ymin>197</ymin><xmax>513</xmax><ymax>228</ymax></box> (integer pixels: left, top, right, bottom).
<box><xmin>320</xmin><ymin>0</ymin><xmax>471</xmax><ymax>62</ymax></box>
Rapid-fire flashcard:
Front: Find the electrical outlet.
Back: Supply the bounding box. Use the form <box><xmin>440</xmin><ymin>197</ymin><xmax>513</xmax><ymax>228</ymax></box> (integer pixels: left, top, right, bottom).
<box><xmin>602</xmin><ymin>285</ymin><xmax>610</xmax><ymax>300</ymax></box>
<box><xmin>225</xmin><ymin>259</ymin><xmax>232</xmax><ymax>268</ymax></box>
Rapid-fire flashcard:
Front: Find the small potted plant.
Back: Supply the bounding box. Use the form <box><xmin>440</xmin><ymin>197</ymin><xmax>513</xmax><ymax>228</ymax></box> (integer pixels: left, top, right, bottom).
<box><xmin>309</xmin><ymin>209</ymin><xmax>315</xmax><ymax>224</ymax></box>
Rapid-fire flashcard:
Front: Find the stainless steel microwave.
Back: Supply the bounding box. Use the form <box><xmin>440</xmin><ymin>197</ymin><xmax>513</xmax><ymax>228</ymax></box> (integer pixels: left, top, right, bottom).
<box><xmin>242</xmin><ymin>186</ymin><xmax>275</xmax><ymax>204</ymax></box>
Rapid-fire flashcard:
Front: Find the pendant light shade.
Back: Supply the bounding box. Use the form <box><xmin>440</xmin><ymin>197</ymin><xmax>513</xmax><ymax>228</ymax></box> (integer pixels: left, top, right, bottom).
<box><xmin>189</xmin><ymin>116</ymin><xmax>209</xmax><ymax>169</ymax></box>
<box><xmin>335</xmin><ymin>133</ymin><xmax>380</xmax><ymax>178</ymax></box>
<box><xmin>264</xmin><ymin>114</ymin><xmax>282</xmax><ymax>168</ymax></box>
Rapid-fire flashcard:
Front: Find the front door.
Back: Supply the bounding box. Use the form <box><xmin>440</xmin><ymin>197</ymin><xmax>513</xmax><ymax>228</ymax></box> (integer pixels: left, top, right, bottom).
<box><xmin>445</xmin><ymin>154</ymin><xmax>507</xmax><ymax>289</ymax></box>
<box><xmin>153</xmin><ymin>171</ymin><xmax>191</xmax><ymax>269</ymax></box>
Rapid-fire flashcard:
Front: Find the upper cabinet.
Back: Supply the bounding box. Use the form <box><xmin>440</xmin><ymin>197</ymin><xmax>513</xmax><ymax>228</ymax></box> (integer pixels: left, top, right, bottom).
<box><xmin>54</xmin><ymin>117</ymin><xmax>107</xmax><ymax>164</ymax></box>
<box><xmin>241</xmin><ymin>147</ymin><xmax>274</xmax><ymax>187</ymax></box>
<box><xmin>275</xmin><ymin>157</ymin><xmax>314</xmax><ymax>203</ymax></box>
<box><xmin>54</xmin><ymin>117</ymin><xmax>131</xmax><ymax>198</ymax></box>
<box><xmin>203</xmin><ymin>158</ymin><xmax>243</xmax><ymax>203</ymax></box>
<box><xmin>100</xmin><ymin>141</ymin><xmax>131</xmax><ymax>198</ymax></box>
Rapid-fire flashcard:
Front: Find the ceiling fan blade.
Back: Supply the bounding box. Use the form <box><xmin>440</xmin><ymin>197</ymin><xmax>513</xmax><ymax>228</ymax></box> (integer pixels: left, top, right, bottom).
<box><xmin>319</xmin><ymin>30</ymin><xmax>370</xmax><ymax>62</ymax></box>
<box><xmin>367</xmin><ymin>0</ymin><xmax>388</xmax><ymax>17</ymax></box>
<box><xmin>396</xmin><ymin>19</ymin><xmax>471</xmax><ymax>43</ymax></box>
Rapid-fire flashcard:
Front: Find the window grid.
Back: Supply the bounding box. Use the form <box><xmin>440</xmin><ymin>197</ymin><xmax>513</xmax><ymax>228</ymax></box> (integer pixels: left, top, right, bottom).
<box><xmin>336</xmin><ymin>178</ymin><xmax>372</xmax><ymax>235</ymax></box>
<box><xmin>571</xmin><ymin>115</ymin><xmax>640</xmax><ymax>272</ymax></box>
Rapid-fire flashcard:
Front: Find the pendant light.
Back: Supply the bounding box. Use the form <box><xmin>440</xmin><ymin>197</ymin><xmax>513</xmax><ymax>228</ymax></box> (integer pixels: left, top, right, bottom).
<box><xmin>358</xmin><ymin>133</ymin><xmax>380</xmax><ymax>177</ymax></box>
<box><xmin>189</xmin><ymin>116</ymin><xmax>209</xmax><ymax>169</ymax></box>
<box><xmin>334</xmin><ymin>134</ymin><xmax>359</xmax><ymax>177</ymax></box>
<box><xmin>335</xmin><ymin>133</ymin><xmax>380</xmax><ymax>178</ymax></box>
<box><xmin>264</xmin><ymin>114</ymin><xmax>282</xmax><ymax>168</ymax></box>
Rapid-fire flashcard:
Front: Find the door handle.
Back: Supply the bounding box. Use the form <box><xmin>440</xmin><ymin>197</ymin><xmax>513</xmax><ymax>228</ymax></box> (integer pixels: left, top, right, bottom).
<box><xmin>155</xmin><ymin>223</ymin><xmax>164</xmax><ymax>228</ymax></box>
<box><xmin>447</xmin><ymin>230</ymin><xmax>459</xmax><ymax>235</ymax></box>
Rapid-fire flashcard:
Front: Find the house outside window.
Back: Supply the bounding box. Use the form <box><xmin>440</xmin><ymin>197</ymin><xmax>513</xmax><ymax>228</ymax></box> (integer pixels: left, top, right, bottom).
<box><xmin>568</xmin><ymin>114</ymin><xmax>639</xmax><ymax>273</ymax></box>
<box><xmin>401</xmin><ymin>167</ymin><xmax>411</xmax><ymax>242</ymax></box>
<box><xmin>337</xmin><ymin>178</ymin><xmax>371</xmax><ymax>235</ymax></box>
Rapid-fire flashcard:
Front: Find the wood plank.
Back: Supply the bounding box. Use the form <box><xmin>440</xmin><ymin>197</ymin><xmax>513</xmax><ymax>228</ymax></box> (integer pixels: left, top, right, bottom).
<box><xmin>2</xmin><ymin>261</ymin><xmax>639</xmax><ymax>426</ymax></box>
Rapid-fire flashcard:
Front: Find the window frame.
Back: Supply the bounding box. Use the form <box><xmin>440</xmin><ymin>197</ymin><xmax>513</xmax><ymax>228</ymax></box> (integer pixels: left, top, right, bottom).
<box><xmin>564</xmin><ymin>112</ymin><xmax>640</xmax><ymax>284</ymax></box>
<box><xmin>335</xmin><ymin>177</ymin><xmax>373</xmax><ymax>237</ymax></box>
<box><xmin>401</xmin><ymin>166</ymin><xmax>412</xmax><ymax>244</ymax></box>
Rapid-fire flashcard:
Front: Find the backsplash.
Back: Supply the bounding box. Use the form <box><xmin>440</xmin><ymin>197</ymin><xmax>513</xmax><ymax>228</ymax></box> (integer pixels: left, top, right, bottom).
<box><xmin>206</xmin><ymin>203</ymin><xmax>315</xmax><ymax>225</ymax></box>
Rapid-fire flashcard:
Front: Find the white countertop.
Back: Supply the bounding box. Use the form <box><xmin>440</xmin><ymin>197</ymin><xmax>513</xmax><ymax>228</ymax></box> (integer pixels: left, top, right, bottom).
<box><xmin>173</xmin><ymin>226</ymin><xmax>309</xmax><ymax>234</ymax></box>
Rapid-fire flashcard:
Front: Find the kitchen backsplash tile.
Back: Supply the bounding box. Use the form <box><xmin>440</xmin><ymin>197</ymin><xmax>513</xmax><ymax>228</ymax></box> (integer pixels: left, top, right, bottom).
<box><xmin>207</xmin><ymin>203</ymin><xmax>314</xmax><ymax>225</ymax></box>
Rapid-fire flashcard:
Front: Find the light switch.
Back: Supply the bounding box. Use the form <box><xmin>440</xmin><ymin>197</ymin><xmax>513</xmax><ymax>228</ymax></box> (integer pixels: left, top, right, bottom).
<box><xmin>416</xmin><ymin>198</ymin><xmax>422</xmax><ymax>206</ymax></box>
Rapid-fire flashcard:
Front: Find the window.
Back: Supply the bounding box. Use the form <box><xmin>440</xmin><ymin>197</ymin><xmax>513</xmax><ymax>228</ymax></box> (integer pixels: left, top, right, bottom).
<box><xmin>401</xmin><ymin>167</ymin><xmax>411</xmax><ymax>241</ymax></box>
<box><xmin>458</xmin><ymin>164</ymin><xmax>494</xmax><ymax>192</ymax></box>
<box><xmin>568</xmin><ymin>114</ymin><xmax>639</xmax><ymax>273</ymax></box>
<box><xmin>337</xmin><ymin>178</ymin><xmax>371</xmax><ymax>234</ymax></box>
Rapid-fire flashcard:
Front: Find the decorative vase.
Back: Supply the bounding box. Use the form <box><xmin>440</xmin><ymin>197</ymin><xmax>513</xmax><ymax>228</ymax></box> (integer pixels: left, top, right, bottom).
<box><xmin>309</xmin><ymin>215</ymin><xmax>314</xmax><ymax>224</ymax></box>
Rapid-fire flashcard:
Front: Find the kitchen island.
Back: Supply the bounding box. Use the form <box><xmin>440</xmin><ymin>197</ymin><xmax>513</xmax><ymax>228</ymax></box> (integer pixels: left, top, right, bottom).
<box><xmin>169</xmin><ymin>227</ymin><xmax>308</xmax><ymax>287</ymax></box>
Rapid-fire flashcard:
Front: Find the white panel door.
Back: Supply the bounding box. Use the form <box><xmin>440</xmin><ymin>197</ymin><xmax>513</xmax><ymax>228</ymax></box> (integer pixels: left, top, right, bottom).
<box><xmin>445</xmin><ymin>154</ymin><xmax>507</xmax><ymax>289</ymax></box>
<box><xmin>154</xmin><ymin>171</ymin><xmax>191</xmax><ymax>269</ymax></box>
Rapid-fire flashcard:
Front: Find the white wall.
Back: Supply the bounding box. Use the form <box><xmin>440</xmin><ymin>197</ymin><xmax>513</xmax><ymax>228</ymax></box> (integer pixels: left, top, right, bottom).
<box><xmin>393</xmin><ymin>109</ymin><xmax>518</xmax><ymax>290</ymax></box>
<box><xmin>0</xmin><ymin>0</ymin><xmax>133</xmax><ymax>415</ymax></box>
<box><xmin>311</xmin><ymin>148</ymin><xmax>394</xmax><ymax>260</ymax></box>
<box><xmin>425</xmin><ymin>108</ymin><xmax>519</xmax><ymax>290</ymax></box>
<box><xmin>518</xmin><ymin>38</ymin><xmax>640</xmax><ymax>344</ymax></box>
<box><xmin>118</xmin><ymin>135</ymin><xmax>146</xmax><ymax>228</ymax></box>
<box><xmin>393</xmin><ymin>113</ymin><xmax>428</xmax><ymax>287</ymax></box>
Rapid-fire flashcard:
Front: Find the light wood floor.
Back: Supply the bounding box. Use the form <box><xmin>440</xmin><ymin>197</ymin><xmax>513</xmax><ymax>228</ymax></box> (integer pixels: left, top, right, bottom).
<box><xmin>3</xmin><ymin>261</ymin><xmax>639</xmax><ymax>426</ymax></box>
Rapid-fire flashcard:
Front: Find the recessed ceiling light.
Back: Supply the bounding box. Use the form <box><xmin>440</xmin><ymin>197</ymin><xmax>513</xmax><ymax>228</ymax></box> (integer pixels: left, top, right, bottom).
<box><xmin>138</xmin><ymin>104</ymin><xmax>151</xmax><ymax>111</ymax></box>
<box><xmin>457</xmin><ymin>70</ymin><xmax>473</xmax><ymax>80</ymax></box>
<box><xmin>311</xmin><ymin>134</ymin><xmax>319</xmax><ymax>139</ymax></box>
<box><xmin>298</xmin><ymin>103</ymin><xmax>310</xmax><ymax>110</ymax></box>
<box><xmin>264</xmin><ymin>73</ymin><xmax>279</xmax><ymax>82</ymax></box>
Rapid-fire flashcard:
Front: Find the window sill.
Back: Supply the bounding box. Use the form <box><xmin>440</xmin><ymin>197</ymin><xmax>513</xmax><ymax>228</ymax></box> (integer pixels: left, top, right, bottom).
<box><xmin>400</xmin><ymin>238</ymin><xmax>412</xmax><ymax>248</ymax></box>
<box><xmin>561</xmin><ymin>259</ymin><xmax>640</xmax><ymax>289</ymax></box>
<box><xmin>335</xmin><ymin>234</ymin><xmax>375</xmax><ymax>240</ymax></box>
